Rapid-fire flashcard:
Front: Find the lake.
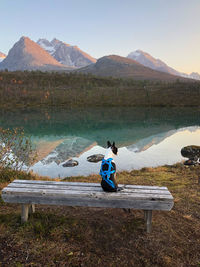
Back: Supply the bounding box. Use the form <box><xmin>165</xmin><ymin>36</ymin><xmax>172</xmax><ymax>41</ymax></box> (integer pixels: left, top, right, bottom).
<box><xmin>0</xmin><ymin>107</ymin><xmax>200</xmax><ymax>178</ymax></box>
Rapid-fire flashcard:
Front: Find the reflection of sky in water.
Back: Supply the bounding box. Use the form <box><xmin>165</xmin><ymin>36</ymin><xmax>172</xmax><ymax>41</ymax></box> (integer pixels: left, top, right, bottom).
<box><xmin>31</xmin><ymin>126</ymin><xmax>200</xmax><ymax>178</ymax></box>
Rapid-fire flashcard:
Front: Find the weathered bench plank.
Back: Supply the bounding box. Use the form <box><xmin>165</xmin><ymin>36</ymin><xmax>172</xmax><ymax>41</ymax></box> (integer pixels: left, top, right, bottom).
<box><xmin>2</xmin><ymin>180</ymin><xmax>174</xmax><ymax>233</ymax></box>
<box><xmin>10</xmin><ymin>180</ymin><xmax>168</xmax><ymax>190</ymax></box>
<box><xmin>8</xmin><ymin>181</ymin><xmax>170</xmax><ymax>190</ymax></box>
<box><xmin>2</xmin><ymin>188</ymin><xmax>173</xmax><ymax>202</ymax></box>
<box><xmin>5</xmin><ymin>185</ymin><xmax>172</xmax><ymax>196</ymax></box>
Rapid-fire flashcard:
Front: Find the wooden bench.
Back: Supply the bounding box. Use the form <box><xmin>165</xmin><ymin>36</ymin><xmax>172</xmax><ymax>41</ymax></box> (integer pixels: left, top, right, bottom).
<box><xmin>2</xmin><ymin>179</ymin><xmax>174</xmax><ymax>233</ymax></box>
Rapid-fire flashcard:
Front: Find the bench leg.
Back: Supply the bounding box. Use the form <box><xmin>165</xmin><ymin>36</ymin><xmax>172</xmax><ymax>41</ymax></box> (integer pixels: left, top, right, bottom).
<box><xmin>21</xmin><ymin>204</ymin><xmax>29</xmax><ymax>223</ymax></box>
<box><xmin>144</xmin><ymin>210</ymin><xmax>148</xmax><ymax>222</ymax></box>
<box><xmin>29</xmin><ymin>204</ymin><xmax>35</xmax><ymax>214</ymax></box>
<box><xmin>146</xmin><ymin>210</ymin><xmax>152</xmax><ymax>233</ymax></box>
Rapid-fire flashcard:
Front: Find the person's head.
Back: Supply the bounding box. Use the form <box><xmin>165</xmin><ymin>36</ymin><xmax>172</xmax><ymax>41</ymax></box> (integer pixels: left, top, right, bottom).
<box><xmin>107</xmin><ymin>141</ymin><xmax>118</xmax><ymax>155</ymax></box>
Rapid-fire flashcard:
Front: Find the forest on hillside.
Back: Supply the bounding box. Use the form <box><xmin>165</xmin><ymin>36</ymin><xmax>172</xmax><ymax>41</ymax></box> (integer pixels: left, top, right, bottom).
<box><xmin>0</xmin><ymin>71</ymin><xmax>200</xmax><ymax>108</ymax></box>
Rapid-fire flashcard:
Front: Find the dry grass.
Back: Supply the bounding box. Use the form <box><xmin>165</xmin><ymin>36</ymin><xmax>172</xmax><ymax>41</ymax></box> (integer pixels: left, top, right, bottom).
<box><xmin>0</xmin><ymin>164</ymin><xmax>200</xmax><ymax>266</ymax></box>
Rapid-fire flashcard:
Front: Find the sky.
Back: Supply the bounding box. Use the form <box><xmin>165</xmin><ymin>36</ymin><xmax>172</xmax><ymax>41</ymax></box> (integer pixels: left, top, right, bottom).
<box><xmin>1</xmin><ymin>0</ymin><xmax>200</xmax><ymax>74</ymax></box>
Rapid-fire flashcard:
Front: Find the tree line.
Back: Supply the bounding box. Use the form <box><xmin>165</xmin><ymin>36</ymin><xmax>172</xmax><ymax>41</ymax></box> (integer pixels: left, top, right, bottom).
<box><xmin>0</xmin><ymin>70</ymin><xmax>200</xmax><ymax>108</ymax></box>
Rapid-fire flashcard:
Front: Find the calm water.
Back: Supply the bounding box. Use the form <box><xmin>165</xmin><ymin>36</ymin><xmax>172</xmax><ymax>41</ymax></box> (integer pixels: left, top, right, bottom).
<box><xmin>0</xmin><ymin>107</ymin><xmax>200</xmax><ymax>178</ymax></box>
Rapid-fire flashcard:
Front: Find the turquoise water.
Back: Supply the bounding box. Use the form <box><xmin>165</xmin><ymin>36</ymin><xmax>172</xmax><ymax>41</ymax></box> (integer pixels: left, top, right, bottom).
<box><xmin>0</xmin><ymin>107</ymin><xmax>200</xmax><ymax>177</ymax></box>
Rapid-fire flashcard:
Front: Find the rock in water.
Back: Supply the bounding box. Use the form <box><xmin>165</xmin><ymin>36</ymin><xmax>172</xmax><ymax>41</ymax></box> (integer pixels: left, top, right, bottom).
<box><xmin>63</xmin><ymin>159</ymin><xmax>79</xmax><ymax>167</ymax></box>
<box><xmin>181</xmin><ymin>145</ymin><xmax>200</xmax><ymax>159</ymax></box>
<box><xmin>87</xmin><ymin>154</ymin><xmax>104</xmax><ymax>163</ymax></box>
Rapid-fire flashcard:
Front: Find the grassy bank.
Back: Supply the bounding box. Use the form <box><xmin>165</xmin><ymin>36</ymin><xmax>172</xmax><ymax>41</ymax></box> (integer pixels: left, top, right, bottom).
<box><xmin>0</xmin><ymin>164</ymin><xmax>200</xmax><ymax>266</ymax></box>
<box><xmin>0</xmin><ymin>71</ymin><xmax>200</xmax><ymax>108</ymax></box>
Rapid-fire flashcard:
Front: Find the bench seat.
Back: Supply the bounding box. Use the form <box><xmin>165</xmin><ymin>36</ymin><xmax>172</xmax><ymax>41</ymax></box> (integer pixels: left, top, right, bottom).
<box><xmin>2</xmin><ymin>179</ymin><xmax>174</xmax><ymax>233</ymax></box>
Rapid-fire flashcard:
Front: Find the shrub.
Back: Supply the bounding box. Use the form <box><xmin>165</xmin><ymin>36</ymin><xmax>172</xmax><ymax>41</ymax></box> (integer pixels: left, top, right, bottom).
<box><xmin>0</xmin><ymin>127</ymin><xmax>37</xmax><ymax>171</ymax></box>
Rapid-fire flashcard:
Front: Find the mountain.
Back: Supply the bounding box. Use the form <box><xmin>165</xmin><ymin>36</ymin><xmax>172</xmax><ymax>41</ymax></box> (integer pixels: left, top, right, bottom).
<box><xmin>189</xmin><ymin>72</ymin><xmax>200</xmax><ymax>80</ymax></box>
<box><xmin>0</xmin><ymin>36</ymin><xmax>71</xmax><ymax>71</ymax></box>
<box><xmin>0</xmin><ymin>52</ymin><xmax>6</xmax><ymax>62</ymax></box>
<box><xmin>76</xmin><ymin>55</ymin><xmax>189</xmax><ymax>81</ymax></box>
<box><xmin>127</xmin><ymin>50</ymin><xmax>200</xmax><ymax>80</ymax></box>
<box><xmin>37</xmin><ymin>38</ymin><xmax>96</xmax><ymax>68</ymax></box>
<box><xmin>127</xmin><ymin>50</ymin><xmax>181</xmax><ymax>76</ymax></box>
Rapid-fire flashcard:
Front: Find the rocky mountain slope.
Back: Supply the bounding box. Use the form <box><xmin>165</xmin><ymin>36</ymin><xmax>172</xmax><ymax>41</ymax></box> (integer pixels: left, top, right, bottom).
<box><xmin>0</xmin><ymin>37</ymin><xmax>71</xmax><ymax>71</ymax></box>
<box><xmin>77</xmin><ymin>55</ymin><xmax>189</xmax><ymax>81</ymax></box>
<box><xmin>189</xmin><ymin>72</ymin><xmax>200</xmax><ymax>80</ymax></box>
<box><xmin>37</xmin><ymin>38</ymin><xmax>96</xmax><ymax>68</ymax></box>
<box><xmin>127</xmin><ymin>50</ymin><xmax>200</xmax><ymax>80</ymax></box>
<box><xmin>127</xmin><ymin>50</ymin><xmax>181</xmax><ymax>76</ymax></box>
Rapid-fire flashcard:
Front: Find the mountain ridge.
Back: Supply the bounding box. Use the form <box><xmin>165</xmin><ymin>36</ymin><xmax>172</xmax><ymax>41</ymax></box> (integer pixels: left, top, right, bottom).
<box><xmin>0</xmin><ymin>36</ymin><xmax>71</xmax><ymax>71</ymax></box>
<box><xmin>37</xmin><ymin>38</ymin><xmax>96</xmax><ymax>68</ymax></box>
<box><xmin>128</xmin><ymin>50</ymin><xmax>182</xmax><ymax>76</ymax></box>
<box><xmin>127</xmin><ymin>50</ymin><xmax>200</xmax><ymax>80</ymax></box>
<box><xmin>76</xmin><ymin>54</ymin><xmax>190</xmax><ymax>81</ymax></box>
<box><xmin>0</xmin><ymin>36</ymin><xmax>199</xmax><ymax>79</ymax></box>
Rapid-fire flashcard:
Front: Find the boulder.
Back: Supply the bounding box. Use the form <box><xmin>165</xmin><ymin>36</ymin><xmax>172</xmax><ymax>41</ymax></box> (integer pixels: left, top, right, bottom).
<box><xmin>184</xmin><ymin>159</ymin><xmax>198</xmax><ymax>166</ymax></box>
<box><xmin>87</xmin><ymin>154</ymin><xmax>104</xmax><ymax>163</ymax></box>
<box><xmin>181</xmin><ymin>145</ymin><xmax>200</xmax><ymax>159</ymax></box>
<box><xmin>63</xmin><ymin>159</ymin><xmax>79</xmax><ymax>167</ymax></box>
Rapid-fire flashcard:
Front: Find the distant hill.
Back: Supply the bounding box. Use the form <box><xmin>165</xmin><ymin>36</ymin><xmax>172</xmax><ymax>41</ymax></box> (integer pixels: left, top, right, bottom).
<box><xmin>0</xmin><ymin>52</ymin><xmax>6</xmax><ymax>62</ymax></box>
<box><xmin>0</xmin><ymin>37</ymin><xmax>71</xmax><ymax>71</ymax></box>
<box><xmin>127</xmin><ymin>50</ymin><xmax>200</xmax><ymax>80</ymax></box>
<box><xmin>76</xmin><ymin>55</ymin><xmax>189</xmax><ymax>81</ymax></box>
<box><xmin>37</xmin><ymin>38</ymin><xmax>96</xmax><ymax>68</ymax></box>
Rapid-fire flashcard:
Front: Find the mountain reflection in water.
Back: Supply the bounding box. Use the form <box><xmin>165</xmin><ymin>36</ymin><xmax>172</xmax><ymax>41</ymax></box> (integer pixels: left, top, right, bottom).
<box><xmin>0</xmin><ymin>107</ymin><xmax>200</xmax><ymax>178</ymax></box>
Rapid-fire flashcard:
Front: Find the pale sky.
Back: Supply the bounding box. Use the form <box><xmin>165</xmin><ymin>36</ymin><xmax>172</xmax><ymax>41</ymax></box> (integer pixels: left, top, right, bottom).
<box><xmin>1</xmin><ymin>0</ymin><xmax>200</xmax><ymax>74</ymax></box>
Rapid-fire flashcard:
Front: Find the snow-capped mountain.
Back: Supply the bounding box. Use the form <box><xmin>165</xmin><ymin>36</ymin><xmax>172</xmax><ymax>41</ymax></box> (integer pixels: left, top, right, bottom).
<box><xmin>37</xmin><ymin>38</ymin><xmax>96</xmax><ymax>68</ymax></box>
<box><xmin>36</xmin><ymin>39</ymin><xmax>55</xmax><ymax>54</ymax></box>
<box><xmin>127</xmin><ymin>50</ymin><xmax>200</xmax><ymax>80</ymax></box>
<box><xmin>0</xmin><ymin>52</ymin><xmax>6</xmax><ymax>62</ymax></box>
<box><xmin>0</xmin><ymin>36</ymin><xmax>71</xmax><ymax>71</ymax></box>
<box><xmin>189</xmin><ymin>72</ymin><xmax>200</xmax><ymax>80</ymax></box>
<box><xmin>127</xmin><ymin>50</ymin><xmax>180</xmax><ymax>76</ymax></box>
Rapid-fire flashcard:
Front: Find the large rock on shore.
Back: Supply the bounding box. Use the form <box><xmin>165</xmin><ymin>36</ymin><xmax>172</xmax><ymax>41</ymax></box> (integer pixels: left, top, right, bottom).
<box><xmin>181</xmin><ymin>145</ymin><xmax>200</xmax><ymax>166</ymax></box>
<box><xmin>87</xmin><ymin>154</ymin><xmax>104</xmax><ymax>163</ymax></box>
<box><xmin>181</xmin><ymin>145</ymin><xmax>200</xmax><ymax>159</ymax></box>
